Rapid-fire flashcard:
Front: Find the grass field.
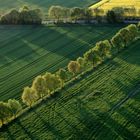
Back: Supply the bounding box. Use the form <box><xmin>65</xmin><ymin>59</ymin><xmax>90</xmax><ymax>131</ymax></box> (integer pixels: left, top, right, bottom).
<box><xmin>0</xmin><ymin>0</ymin><xmax>98</xmax><ymax>13</ymax></box>
<box><xmin>0</xmin><ymin>36</ymin><xmax>140</xmax><ymax>140</ymax></box>
<box><xmin>0</xmin><ymin>25</ymin><xmax>123</xmax><ymax>102</ymax></box>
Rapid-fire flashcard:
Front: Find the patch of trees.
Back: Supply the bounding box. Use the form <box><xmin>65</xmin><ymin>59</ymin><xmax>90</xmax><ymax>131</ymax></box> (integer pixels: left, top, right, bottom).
<box><xmin>48</xmin><ymin>6</ymin><xmax>93</xmax><ymax>23</ymax></box>
<box><xmin>106</xmin><ymin>7</ymin><xmax>140</xmax><ymax>23</ymax></box>
<box><xmin>47</xmin><ymin>5</ymin><xmax>140</xmax><ymax>24</ymax></box>
<box><xmin>0</xmin><ymin>99</ymin><xmax>22</xmax><ymax>126</ymax></box>
<box><xmin>0</xmin><ymin>24</ymin><xmax>139</xmax><ymax>128</ymax></box>
<box><xmin>0</xmin><ymin>6</ymin><xmax>42</xmax><ymax>25</ymax></box>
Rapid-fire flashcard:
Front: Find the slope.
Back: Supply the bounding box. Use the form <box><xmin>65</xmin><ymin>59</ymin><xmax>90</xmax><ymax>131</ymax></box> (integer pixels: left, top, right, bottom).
<box><xmin>0</xmin><ymin>25</ymin><xmax>122</xmax><ymax>101</ymax></box>
<box><xmin>0</xmin><ymin>38</ymin><xmax>140</xmax><ymax>140</ymax></box>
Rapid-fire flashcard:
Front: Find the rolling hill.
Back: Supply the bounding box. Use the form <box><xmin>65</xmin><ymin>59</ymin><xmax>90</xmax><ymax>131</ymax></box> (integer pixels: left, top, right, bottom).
<box><xmin>0</xmin><ymin>0</ymin><xmax>99</xmax><ymax>13</ymax></box>
<box><xmin>0</xmin><ymin>25</ymin><xmax>122</xmax><ymax>102</ymax></box>
<box><xmin>0</xmin><ymin>37</ymin><xmax>140</xmax><ymax>140</ymax></box>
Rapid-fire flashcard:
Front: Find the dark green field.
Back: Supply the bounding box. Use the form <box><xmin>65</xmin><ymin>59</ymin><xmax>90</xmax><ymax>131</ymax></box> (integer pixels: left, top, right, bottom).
<box><xmin>0</xmin><ymin>0</ymin><xmax>98</xmax><ymax>13</ymax></box>
<box><xmin>0</xmin><ymin>37</ymin><xmax>140</xmax><ymax>140</ymax></box>
<box><xmin>0</xmin><ymin>25</ymin><xmax>122</xmax><ymax>101</ymax></box>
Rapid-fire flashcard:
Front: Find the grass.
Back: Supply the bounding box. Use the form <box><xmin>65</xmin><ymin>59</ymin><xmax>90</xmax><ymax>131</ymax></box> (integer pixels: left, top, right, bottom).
<box><xmin>0</xmin><ymin>35</ymin><xmax>140</xmax><ymax>140</ymax></box>
<box><xmin>0</xmin><ymin>0</ymin><xmax>98</xmax><ymax>13</ymax></box>
<box><xmin>0</xmin><ymin>24</ymin><xmax>123</xmax><ymax>102</ymax></box>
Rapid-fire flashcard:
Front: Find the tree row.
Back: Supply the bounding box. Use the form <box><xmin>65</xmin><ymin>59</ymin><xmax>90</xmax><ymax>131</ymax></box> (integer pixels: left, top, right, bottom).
<box><xmin>0</xmin><ymin>24</ymin><xmax>139</xmax><ymax>127</ymax></box>
<box><xmin>0</xmin><ymin>6</ymin><xmax>42</xmax><ymax>25</ymax></box>
<box><xmin>1</xmin><ymin>5</ymin><xmax>140</xmax><ymax>25</ymax></box>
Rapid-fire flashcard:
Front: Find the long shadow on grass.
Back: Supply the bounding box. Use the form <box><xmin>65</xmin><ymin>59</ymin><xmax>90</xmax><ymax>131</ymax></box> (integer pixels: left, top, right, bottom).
<box><xmin>0</xmin><ymin>26</ymin><xmax>44</xmax><ymax>65</ymax></box>
<box><xmin>6</xmin><ymin>127</ymin><xmax>15</xmax><ymax>140</ymax></box>
<box><xmin>74</xmin><ymin>99</ymin><xmax>114</xmax><ymax>140</ymax></box>
<box><xmin>16</xmin><ymin>119</ymin><xmax>37</xmax><ymax>140</ymax></box>
<box><xmin>33</xmin><ymin>110</ymin><xmax>63</xmax><ymax>139</ymax></box>
<box><xmin>118</xmin><ymin>40</ymin><xmax>140</xmax><ymax>66</ymax></box>
<box><xmin>77</xmin><ymin>99</ymin><xmax>139</xmax><ymax>140</ymax></box>
<box><xmin>117</xmin><ymin>107</ymin><xmax>140</xmax><ymax>130</ymax></box>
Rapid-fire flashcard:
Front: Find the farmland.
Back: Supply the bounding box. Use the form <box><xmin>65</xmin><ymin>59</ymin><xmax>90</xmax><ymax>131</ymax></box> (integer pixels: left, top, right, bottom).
<box><xmin>0</xmin><ymin>36</ymin><xmax>140</xmax><ymax>139</ymax></box>
<box><xmin>0</xmin><ymin>0</ymin><xmax>98</xmax><ymax>13</ymax></box>
<box><xmin>0</xmin><ymin>25</ymin><xmax>123</xmax><ymax>101</ymax></box>
<box><xmin>90</xmin><ymin>0</ymin><xmax>140</xmax><ymax>16</ymax></box>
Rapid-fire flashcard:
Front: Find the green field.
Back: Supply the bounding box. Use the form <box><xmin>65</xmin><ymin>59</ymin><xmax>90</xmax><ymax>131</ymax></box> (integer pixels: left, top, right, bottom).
<box><xmin>0</xmin><ymin>37</ymin><xmax>140</xmax><ymax>140</ymax></box>
<box><xmin>0</xmin><ymin>0</ymin><xmax>98</xmax><ymax>13</ymax></box>
<box><xmin>0</xmin><ymin>25</ymin><xmax>123</xmax><ymax>102</ymax></box>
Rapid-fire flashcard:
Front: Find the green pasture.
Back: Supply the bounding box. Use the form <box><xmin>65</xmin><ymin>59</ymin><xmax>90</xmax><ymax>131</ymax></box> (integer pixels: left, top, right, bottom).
<box><xmin>0</xmin><ymin>25</ymin><xmax>122</xmax><ymax>101</ymax></box>
<box><xmin>0</xmin><ymin>36</ymin><xmax>140</xmax><ymax>140</ymax></box>
<box><xmin>0</xmin><ymin>0</ymin><xmax>98</xmax><ymax>13</ymax></box>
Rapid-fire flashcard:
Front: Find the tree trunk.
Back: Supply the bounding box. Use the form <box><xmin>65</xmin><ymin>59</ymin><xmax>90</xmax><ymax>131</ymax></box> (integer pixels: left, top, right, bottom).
<box><xmin>61</xmin><ymin>81</ymin><xmax>64</xmax><ymax>88</ymax></box>
<box><xmin>1</xmin><ymin>119</ymin><xmax>3</xmax><ymax>126</ymax></box>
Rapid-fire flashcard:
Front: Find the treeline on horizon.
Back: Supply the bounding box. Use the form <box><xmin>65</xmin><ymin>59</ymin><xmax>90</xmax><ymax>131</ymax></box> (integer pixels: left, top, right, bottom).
<box><xmin>47</xmin><ymin>6</ymin><xmax>140</xmax><ymax>23</ymax></box>
<box><xmin>1</xmin><ymin>5</ymin><xmax>140</xmax><ymax>25</ymax></box>
<box><xmin>0</xmin><ymin>5</ymin><xmax>42</xmax><ymax>25</ymax></box>
<box><xmin>0</xmin><ymin>23</ymin><xmax>139</xmax><ymax>127</ymax></box>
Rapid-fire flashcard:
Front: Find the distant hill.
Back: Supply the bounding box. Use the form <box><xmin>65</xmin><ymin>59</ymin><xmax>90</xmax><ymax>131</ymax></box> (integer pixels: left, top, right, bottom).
<box><xmin>0</xmin><ymin>0</ymin><xmax>99</xmax><ymax>13</ymax></box>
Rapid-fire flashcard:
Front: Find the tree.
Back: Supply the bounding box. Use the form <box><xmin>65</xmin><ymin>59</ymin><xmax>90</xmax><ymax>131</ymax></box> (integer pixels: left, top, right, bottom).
<box><xmin>43</xmin><ymin>73</ymin><xmax>61</xmax><ymax>94</ymax></box>
<box><xmin>7</xmin><ymin>99</ymin><xmax>22</xmax><ymax>118</ymax></box>
<box><xmin>92</xmin><ymin>49</ymin><xmax>101</xmax><ymax>66</ymax></box>
<box><xmin>68</xmin><ymin>61</ymin><xmax>80</xmax><ymax>76</ymax></box>
<box><xmin>70</xmin><ymin>7</ymin><xmax>85</xmax><ymax>21</ymax></box>
<box><xmin>56</xmin><ymin>69</ymin><xmax>68</xmax><ymax>88</ymax></box>
<box><xmin>77</xmin><ymin>57</ymin><xmax>86</xmax><ymax>68</ymax></box>
<box><xmin>111</xmin><ymin>33</ymin><xmax>124</xmax><ymax>53</ymax></box>
<box><xmin>22</xmin><ymin>87</ymin><xmax>38</xmax><ymax>107</ymax></box>
<box><xmin>0</xmin><ymin>6</ymin><xmax>42</xmax><ymax>25</ymax></box>
<box><xmin>84</xmin><ymin>49</ymin><xmax>100</xmax><ymax>67</ymax></box>
<box><xmin>112</xmin><ymin>7</ymin><xmax>124</xmax><ymax>22</ymax></box>
<box><xmin>84</xmin><ymin>50</ymin><xmax>94</xmax><ymax>65</ymax></box>
<box><xmin>119</xmin><ymin>28</ymin><xmax>132</xmax><ymax>46</ymax></box>
<box><xmin>19</xmin><ymin>8</ymin><xmax>42</xmax><ymax>24</ymax></box>
<box><xmin>32</xmin><ymin>75</ymin><xmax>47</xmax><ymax>99</ymax></box>
<box><xmin>106</xmin><ymin>10</ymin><xmax>117</xmax><ymax>23</ymax></box>
<box><xmin>19</xmin><ymin>5</ymin><xmax>30</xmax><ymax>12</ymax></box>
<box><xmin>28</xmin><ymin>9</ymin><xmax>42</xmax><ymax>24</ymax></box>
<box><xmin>94</xmin><ymin>8</ymin><xmax>104</xmax><ymax>17</ymax></box>
<box><xmin>0</xmin><ymin>9</ymin><xmax>20</xmax><ymax>24</ymax></box>
<box><xmin>0</xmin><ymin>102</ymin><xmax>11</xmax><ymax>126</ymax></box>
<box><xmin>84</xmin><ymin>9</ymin><xmax>93</xmax><ymax>23</ymax></box>
<box><xmin>95</xmin><ymin>40</ymin><xmax>111</xmax><ymax>59</ymax></box>
<box><xmin>48</xmin><ymin>6</ymin><xmax>65</xmax><ymax>22</ymax></box>
<box><xmin>127</xmin><ymin>24</ymin><xmax>138</xmax><ymax>40</ymax></box>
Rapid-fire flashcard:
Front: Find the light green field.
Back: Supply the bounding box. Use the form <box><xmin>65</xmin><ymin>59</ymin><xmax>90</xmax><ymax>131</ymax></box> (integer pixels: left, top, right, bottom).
<box><xmin>0</xmin><ymin>37</ymin><xmax>140</xmax><ymax>140</ymax></box>
<box><xmin>0</xmin><ymin>25</ymin><xmax>123</xmax><ymax>102</ymax></box>
<box><xmin>0</xmin><ymin>0</ymin><xmax>98</xmax><ymax>13</ymax></box>
<box><xmin>90</xmin><ymin>0</ymin><xmax>140</xmax><ymax>16</ymax></box>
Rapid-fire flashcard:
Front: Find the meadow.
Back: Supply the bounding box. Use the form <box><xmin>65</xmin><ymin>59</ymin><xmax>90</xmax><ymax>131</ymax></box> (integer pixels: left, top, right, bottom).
<box><xmin>0</xmin><ymin>36</ymin><xmax>140</xmax><ymax>140</ymax></box>
<box><xmin>0</xmin><ymin>0</ymin><xmax>98</xmax><ymax>13</ymax></box>
<box><xmin>0</xmin><ymin>25</ymin><xmax>123</xmax><ymax>102</ymax></box>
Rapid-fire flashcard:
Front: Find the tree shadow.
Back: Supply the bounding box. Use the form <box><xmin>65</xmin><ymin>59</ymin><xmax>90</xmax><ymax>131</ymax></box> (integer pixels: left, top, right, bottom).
<box><xmin>116</xmin><ymin>107</ymin><xmax>140</xmax><ymax>130</ymax></box>
<box><xmin>76</xmin><ymin>99</ymin><xmax>139</xmax><ymax>140</ymax></box>
<box><xmin>33</xmin><ymin>110</ymin><xmax>64</xmax><ymax>139</ymax></box>
<box><xmin>6</xmin><ymin>127</ymin><xmax>15</xmax><ymax>140</ymax></box>
<box><xmin>16</xmin><ymin>119</ymin><xmax>37</xmax><ymax>140</ymax></box>
<box><xmin>118</xmin><ymin>40</ymin><xmax>140</xmax><ymax>66</ymax></box>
